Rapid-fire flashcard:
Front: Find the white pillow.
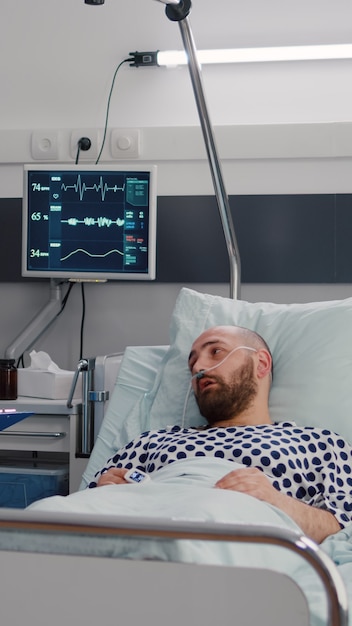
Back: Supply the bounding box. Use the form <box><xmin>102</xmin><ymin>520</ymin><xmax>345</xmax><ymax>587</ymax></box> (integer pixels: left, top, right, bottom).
<box><xmin>146</xmin><ymin>288</ymin><xmax>352</xmax><ymax>443</ymax></box>
<box><xmin>80</xmin><ymin>345</ymin><xmax>168</xmax><ymax>488</ymax></box>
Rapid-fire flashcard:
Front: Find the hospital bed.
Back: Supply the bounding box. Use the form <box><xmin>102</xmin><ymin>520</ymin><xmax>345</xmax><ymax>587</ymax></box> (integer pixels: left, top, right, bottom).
<box><xmin>0</xmin><ymin>286</ymin><xmax>351</xmax><ymax>626</ymax></box>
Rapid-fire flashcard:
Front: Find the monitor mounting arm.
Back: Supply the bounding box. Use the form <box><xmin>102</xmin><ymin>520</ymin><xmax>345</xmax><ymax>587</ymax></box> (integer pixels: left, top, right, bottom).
<box><xmin>4</xmin><ymin>279</ymin><xmax>64</xmax><ymax>361</ymax></box>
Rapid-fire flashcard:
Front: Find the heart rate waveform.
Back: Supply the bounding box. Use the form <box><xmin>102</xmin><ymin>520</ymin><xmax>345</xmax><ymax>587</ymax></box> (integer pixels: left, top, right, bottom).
<box><xmin>60</xmin><ymin>247</ymin><xmax>124</xmax><ymax>262</ymax></box>
<box><xmin>60</xmin><ymin>175</ymin><xmax>125</xmax><ymax>201</ymax></box>
<box><xmin>62</xmin><ymin>216</ymin><xmax>125</xmax><ymax>228</ymax></box>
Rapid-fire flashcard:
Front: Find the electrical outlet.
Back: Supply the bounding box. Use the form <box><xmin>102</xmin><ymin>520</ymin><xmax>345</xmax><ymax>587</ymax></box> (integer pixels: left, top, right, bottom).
<box><xmin>70</xmin><ymin>129</ymin><xmax>100</xmax><ymax>161</ymax></box>
<box><xmin>110</xmin><ymin>128</ymin><xmax>140</xmax><ymax>159</ymax></box>
<box><xmin>31</xmin><ymin>130</ymin><xmax>59</xmax><ymax>160</ymax></box>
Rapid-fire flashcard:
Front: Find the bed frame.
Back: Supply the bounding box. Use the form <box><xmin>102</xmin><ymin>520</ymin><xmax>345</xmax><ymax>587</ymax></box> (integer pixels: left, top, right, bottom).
<box><xmin>0</xmin><ymin>507</ymin><xmax>347</xmax><ymax>626</ymax></box>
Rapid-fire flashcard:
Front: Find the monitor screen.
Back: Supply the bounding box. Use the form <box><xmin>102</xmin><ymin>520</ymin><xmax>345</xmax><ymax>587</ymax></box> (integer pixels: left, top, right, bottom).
<box><xmin>22</xmin><ymin>164</ymin><xmax>157</xmax><ymax>281</ymax></box>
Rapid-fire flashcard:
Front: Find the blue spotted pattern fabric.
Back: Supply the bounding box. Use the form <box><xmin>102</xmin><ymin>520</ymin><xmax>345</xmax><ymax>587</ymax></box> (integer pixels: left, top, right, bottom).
<box><xmin>88</xmin><ymin>421</ymin><xmax>352</xmax><ymax>527</ymax></box>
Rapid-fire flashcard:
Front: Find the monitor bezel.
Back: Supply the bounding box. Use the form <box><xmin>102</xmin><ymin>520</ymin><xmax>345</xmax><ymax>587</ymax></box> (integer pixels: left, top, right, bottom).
<box><xmin>22</xmin><ymin>163</ymin><xmax>157</xmax><ymax>282</ymax></box>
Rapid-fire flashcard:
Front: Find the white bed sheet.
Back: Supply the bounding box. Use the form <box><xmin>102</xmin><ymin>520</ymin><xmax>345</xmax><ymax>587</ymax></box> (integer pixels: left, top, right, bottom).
<box><xmin>30</xmin><ymin>457</ymin><xmax>352</xmax><ymax>625</ymax></box>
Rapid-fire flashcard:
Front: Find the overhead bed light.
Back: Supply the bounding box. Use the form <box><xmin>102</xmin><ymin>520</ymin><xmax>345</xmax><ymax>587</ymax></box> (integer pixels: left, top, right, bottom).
<box><xmin>156</xmin><ymin>43</ymin><xmax>352</xmax><ymax>67</ymax></box>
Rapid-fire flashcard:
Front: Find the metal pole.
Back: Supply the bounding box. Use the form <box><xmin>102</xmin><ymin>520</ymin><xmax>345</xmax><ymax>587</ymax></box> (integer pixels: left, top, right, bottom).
<box><xmin>164</xmin><ymin>2</ymin><xmax>241</xmax><ymax>298</ymax></box>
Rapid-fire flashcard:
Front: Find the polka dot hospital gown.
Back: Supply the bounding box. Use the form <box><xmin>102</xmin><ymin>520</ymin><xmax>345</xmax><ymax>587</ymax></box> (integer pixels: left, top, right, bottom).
<box><xmin>88</xmin><ymin>421</ymin><xmax>352</xmax><ymax>528</ymax></box>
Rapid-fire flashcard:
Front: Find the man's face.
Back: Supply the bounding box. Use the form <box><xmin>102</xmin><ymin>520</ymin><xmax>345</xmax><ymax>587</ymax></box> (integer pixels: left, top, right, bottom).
<box><xmin>188</xmin><ymin>329</ymin><xmax>258</xmax><ymax>424</ymax></box>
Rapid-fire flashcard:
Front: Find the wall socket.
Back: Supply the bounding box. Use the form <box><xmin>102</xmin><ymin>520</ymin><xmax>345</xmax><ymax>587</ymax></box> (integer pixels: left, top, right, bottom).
<box><xmin>70</xmin><ymin>130</ymin><xmax>100</xmax><ymax>161</ymax></box>
<box><xmin>31</xmin><ymin>130</ymin><xmax>59</xmax><ymax>160</ymax></box>
<box><xmin>110</xmin><ymin>128</ymin><xmax>140</xmax><ymax>159</ymax></box>
<box><xmin>30</xmin><ymin>128</ymin><xmax>139</xmax><ymax>162</ymax></box>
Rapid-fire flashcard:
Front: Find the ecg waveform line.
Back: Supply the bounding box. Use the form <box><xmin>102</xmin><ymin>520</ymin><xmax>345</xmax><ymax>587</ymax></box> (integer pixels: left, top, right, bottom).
<box><xmin>60</xmin><ymin>247</ymin><xmax>124</xmax><ymax>262</ymax></box>
<box><xmin>60</xmin><ymin>175</ymin><xmax>125</xmax><ymax>201</ymax></box>
<box><xmin>62</xmin><ymin>217</ymin><xmax>125</xmax><ymax>228</ymax></box>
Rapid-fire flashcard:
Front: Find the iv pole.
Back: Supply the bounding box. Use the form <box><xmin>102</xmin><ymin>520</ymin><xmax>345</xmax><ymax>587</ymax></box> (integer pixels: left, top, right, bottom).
<box><xmin>156</xmin><ymin>0</ymin><xmax>241</xmax><ymax>299</ymax></box>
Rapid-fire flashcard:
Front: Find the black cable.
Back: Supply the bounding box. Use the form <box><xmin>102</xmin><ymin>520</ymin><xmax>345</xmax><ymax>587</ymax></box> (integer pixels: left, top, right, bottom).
<box><xmin>75</xmin><ymin>137</ymin><xmax>92</xmax><ymax>164</ymax></box>
<box><xmin>79</xmin><ymin>283</ymin><xmax>86</xmax><ymax>360</ymax></box>
<box><xmin>60</xmin><ymin>281</ymin><xmax>75</xmax><ymax>311</ymax></box>
<box><xmin>17</xmin><ymin>354</ymin><xmax>25</xmax><ymax>369</ymax></box>
<box><xmin>95</xmin><ymin>57</ymin><xmax>132</xmax><ymax>164</ymax></box>
<box><xmin>72</xmin><ymin>58</ymin><xmax>131</xmax><ymax>356</ymax></box>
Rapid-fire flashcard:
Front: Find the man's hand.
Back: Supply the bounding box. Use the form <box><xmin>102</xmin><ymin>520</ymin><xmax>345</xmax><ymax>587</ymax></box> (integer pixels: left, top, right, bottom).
<box><xmin>97</xmin><ymin>467</ymin><xmax>129</xmax><ymax>487</ymax></box>
<box><xmin>215</xmin><ymin>467</ymin><xmax>281</xmax><ymax>506</ymax></box>
<box><xmin>215</xmin><ymin>467</ymin><xmax>340</xmax><ymax>543</ymax></box>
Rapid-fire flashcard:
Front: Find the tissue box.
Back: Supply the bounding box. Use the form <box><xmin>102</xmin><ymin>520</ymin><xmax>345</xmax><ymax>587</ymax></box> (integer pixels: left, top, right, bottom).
<box><xmin>17</xmin><ymin>350</ymin><xmax>82</xmax><ymax>400</ymax></box>
<box><xmin>18</xmin><ymin>369</ymin><xmax>81</xmax><ymax>400</ymax></box>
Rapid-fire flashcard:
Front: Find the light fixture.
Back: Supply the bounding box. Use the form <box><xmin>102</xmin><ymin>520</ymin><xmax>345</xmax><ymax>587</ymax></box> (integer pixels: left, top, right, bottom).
<box><xmin>156</xmin><ymin>43</ymin><xmax>352</xmax><ymax>67</ymax></box>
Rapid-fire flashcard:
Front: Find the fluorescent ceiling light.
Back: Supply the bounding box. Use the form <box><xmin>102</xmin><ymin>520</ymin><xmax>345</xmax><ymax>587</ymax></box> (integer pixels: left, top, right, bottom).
<box><xmin>157</xmin><ymin>44</ymin><xmax>352</xmax><ymax>66</ymax></box>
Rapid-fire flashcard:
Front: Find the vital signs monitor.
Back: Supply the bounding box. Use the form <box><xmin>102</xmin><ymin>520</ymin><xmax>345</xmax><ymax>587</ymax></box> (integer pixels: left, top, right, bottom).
<box><xmin>22</xmin><ymin>164</ymin><xmax>157</xmax><ymax>281</ymax></box>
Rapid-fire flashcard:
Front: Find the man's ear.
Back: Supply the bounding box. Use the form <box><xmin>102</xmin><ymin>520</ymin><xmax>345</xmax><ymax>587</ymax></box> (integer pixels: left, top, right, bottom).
<box><xmin>256</xmin><ymin>349</ymin><xmax>272</xmax><ymax>379</ymax></box>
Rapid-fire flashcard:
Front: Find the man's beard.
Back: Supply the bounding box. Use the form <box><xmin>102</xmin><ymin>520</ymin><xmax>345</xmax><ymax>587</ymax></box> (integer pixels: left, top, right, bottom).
<box><xmin>195</xmin><ymin>359</ymin><xmax>257</xmax><ymax>426</ymax></box>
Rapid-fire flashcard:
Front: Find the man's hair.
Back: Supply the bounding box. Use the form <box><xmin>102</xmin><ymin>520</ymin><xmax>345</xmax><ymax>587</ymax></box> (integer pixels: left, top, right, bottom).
<box><xmin>235</xmin><ymin>326</ymin><xmax>274</xmax><ymax>380</ymax></box>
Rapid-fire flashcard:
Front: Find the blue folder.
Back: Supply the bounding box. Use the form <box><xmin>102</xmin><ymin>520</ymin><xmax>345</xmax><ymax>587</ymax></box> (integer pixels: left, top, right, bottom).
<box><xmin>0</xmin><ymin>411</ymin><xmax>33</xmax><ymax>431</ymax></box>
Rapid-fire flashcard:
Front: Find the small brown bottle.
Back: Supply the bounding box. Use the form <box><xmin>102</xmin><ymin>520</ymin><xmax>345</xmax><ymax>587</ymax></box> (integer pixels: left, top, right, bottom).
<box><xmin>0</xmin><ymin>359</ymin><xmax>18</xmax><ymax>400</ymax></box>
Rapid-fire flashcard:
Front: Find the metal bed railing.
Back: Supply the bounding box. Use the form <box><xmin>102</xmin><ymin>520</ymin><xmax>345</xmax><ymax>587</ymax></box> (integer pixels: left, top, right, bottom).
<box><xmin>0</xmin><ymin>510</ymin><xmax>348</xmax><ymax>626</ymax></box>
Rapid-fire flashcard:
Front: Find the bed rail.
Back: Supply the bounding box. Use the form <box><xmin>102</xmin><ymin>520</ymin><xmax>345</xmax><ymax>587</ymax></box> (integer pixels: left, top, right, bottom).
<box><xmin>0</xmin><ymin>509</ymin><xmax>347</xmax><ymax>626</ymax></box>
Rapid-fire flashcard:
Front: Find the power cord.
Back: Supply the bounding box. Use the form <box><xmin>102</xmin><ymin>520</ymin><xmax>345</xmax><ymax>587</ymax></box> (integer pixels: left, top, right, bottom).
<box><xmin>75</xmin><ymin>137</ymin><xmax>92</xmax><ymax>164</ymax></box>
<box><xmin>95</xmin><ymin>57</ymin><xmax>133</xmax><ymax>164</ymax></box>
<box><xmin>79</xmin><ymin>283</ymin><xmax>86</xmax><ymax>360</ymax></box>
<box><xmin>73</xmin><ymin>57</ymin><xmax>132</xmax><ymax>357</ymax></box>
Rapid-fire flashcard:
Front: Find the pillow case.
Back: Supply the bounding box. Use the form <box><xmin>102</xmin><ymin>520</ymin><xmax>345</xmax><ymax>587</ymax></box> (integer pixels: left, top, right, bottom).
<box><xmin>146</xmin><ymin>288</ymin><xmax>352</xmax><ymax>443</ymax></box>
<box><xmin>80</xmin><ymin>345</ymin><xmax>168</xmax><ymax>488</ymax></box>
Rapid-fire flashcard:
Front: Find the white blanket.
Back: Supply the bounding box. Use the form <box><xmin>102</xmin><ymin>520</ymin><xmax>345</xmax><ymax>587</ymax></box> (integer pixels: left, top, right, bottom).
<box><xmin>26</xmin><ymin>457</ymin><xmax>351</xmax><ymax>625</ymax></box>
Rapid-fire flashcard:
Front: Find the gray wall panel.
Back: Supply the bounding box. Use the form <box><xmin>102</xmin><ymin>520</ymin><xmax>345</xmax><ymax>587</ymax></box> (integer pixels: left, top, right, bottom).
<box><xmin>0</xmin><ymin>194</ymin><xmax>346</xmax><ymax>284</ymax></box>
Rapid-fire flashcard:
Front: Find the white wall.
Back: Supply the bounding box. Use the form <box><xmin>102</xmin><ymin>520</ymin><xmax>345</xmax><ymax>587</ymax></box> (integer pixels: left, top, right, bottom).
<box><xmin>3</xmin><ymin>0</ymin><xmax>352</xmax><ymax>133</ymax></box>
<box><xmin>1</xmin><ymin>0</ymin><xmax>352</xmax><ymax>368</ymax></box>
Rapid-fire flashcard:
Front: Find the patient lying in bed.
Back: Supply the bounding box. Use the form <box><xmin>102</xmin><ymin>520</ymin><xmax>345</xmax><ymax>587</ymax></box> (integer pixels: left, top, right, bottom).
<box><xmin>88</xmin><ymin>325</ymin><xmax>352</xmax><ymax>544</ymax></box>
